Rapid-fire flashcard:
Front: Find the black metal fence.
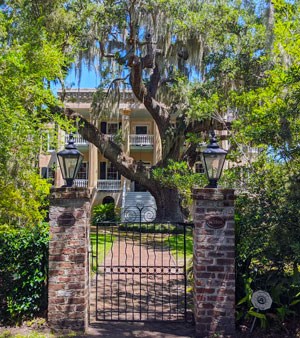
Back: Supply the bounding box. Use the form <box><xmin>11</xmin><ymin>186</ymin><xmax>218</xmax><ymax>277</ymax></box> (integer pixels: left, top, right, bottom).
<box><xmin>90</xmin><ymin>205</ymin><xmax>193</xmax><ymax>322</ymax></box>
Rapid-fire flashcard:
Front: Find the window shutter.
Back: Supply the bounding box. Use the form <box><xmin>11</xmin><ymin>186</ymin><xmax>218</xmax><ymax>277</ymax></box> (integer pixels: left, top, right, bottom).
<box><xmin>41</xmin><ymin>167</ymin><xmax>48</xmax><ymax>178</ymax></box>
<box><xmin>99</xmin><ymin>162</ymin><xmax>106</xmax><ymax>179</ymax></box>
<box><xmin>100</xmin><ymin>122</ymin><xmax>107</xmax><ymax>134</ymax></box>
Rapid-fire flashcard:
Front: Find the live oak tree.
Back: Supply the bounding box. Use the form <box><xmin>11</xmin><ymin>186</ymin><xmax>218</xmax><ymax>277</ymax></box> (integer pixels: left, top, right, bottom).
<box><xmin>1</xmin><ymin>0</ymin><xmax>278</xmax><ymax>221</ymax></box>
<box><xmin>57</xmin><ymin>0</ymin><xmax>274</xmax><ymax>221</ymax></box>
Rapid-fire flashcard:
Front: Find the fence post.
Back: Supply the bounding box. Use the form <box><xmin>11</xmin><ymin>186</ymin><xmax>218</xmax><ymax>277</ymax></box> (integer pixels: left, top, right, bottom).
<box><xmin>192</xmin><ymin>188</ymin><xmax>235</xmax><ymax>337</ymax></box>
<box><xmin>48</xmin><ymin>187</ymin><xmax>91</xmax><ymax>331</ymax></box>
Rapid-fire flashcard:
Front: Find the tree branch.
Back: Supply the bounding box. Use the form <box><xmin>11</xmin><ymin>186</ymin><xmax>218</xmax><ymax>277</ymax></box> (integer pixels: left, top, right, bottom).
<box><xmin>128</xmin><ymin>55</ymin><xmax>170</xmax><ymax>138</ymax></box>
<box><xmin>64</xmin><ymin>109</ymin><xmax>156</xmax><ymax>190</ymax></box>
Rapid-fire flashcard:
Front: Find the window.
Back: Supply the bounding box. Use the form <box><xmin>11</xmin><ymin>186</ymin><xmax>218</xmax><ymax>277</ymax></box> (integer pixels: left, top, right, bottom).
<box><xmin>41</xmin><ymin>130</ymin><xmax>56</xmax><ymax>153</ymax></box>
<box><xmin>100</xmin><ymin>122</ymin><xmax>121</xmax><ymax>134</ymax></box>
<box><xmin>194</xmin><ymin>155</ymin><xmax>205</xmax><ymax>174</ymax></box>
<box><xmin>135</xmin><ymin>126</ymin><xmax>148</xmax><ymax>134</ymax></box>
<box><xmin>107</xmin><ymin>163</ymin><xmax>119</xmax><ymax>180</ymax></box>
<box><xmin>99</xmin><ymin>162</ymin><xmax>120</xmax><ymax>180</ymax></box>
<box><xmin>76</xmin><ymin>162</ymin><xmax>88</xmax><ymax>179</ymax></box>
<box><xmin>195</xmin><ymin>162</ymin><xmax>205</xmax><ymax>174</ymax></box>
<box><xmin>41</xmin><ymin>166</ymin><xmax>55</xmax><ymax>184</ymax></box>
<box><xmin>107</xmin><ymin>123</ymin><xmax>119</xmax><ymax>134</ymax></box>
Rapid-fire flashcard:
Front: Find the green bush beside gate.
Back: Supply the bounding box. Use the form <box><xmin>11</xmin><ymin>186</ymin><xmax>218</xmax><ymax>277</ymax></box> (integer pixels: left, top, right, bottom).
<box><xmin>0</xmin><ymin>223</ymin><xmax>49</xmax><ymax>324</ymax></box>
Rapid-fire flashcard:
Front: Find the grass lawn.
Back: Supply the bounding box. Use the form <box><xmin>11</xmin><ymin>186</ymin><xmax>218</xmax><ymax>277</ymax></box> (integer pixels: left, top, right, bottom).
<box><xmin>90</xmin><ymin>232</ymin><xmax>115</xmax><ymax>271</ymax></box>
<box><xmin>165</xmin><ymin>231</ymin><xmax>193</xmax><ymax>261</ymax></box>
<box><xmin>90</xmin><ymin>226</ymin><xmax>193</xmax><ymax>271</ymax></box>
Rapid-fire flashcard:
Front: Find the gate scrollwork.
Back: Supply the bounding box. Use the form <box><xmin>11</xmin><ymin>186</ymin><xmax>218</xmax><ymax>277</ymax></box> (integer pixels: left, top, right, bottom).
<box><xmin>122</xmin><ymin>204</ymin><xmax>157</xmax><ymax>222</ymax></box>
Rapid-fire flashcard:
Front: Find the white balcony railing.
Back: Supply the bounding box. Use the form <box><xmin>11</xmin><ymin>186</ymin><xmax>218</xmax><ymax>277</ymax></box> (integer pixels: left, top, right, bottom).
<box><xmin>97</xmin><ymin>180</ymin><xmax>121</xmax><ymax>191</ymax></box>
<box><xmin>74</xmin><ymin>179</ymin><xmax>88</xmax><ymax>187</ymax></box>
<box><xmin>129</xmin><ymin>134</ymin><xmax>154</xmax><ymax>146</ymax></box>
<box><xmin>65</xmin><ymin>133</ymin><xmax>88</xmax><ymax>145</ymax></box>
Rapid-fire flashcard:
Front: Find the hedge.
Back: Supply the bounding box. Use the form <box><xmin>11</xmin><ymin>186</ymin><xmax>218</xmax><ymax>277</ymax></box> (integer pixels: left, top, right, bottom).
<box><xmin>0</xmin><ymin>223</ymin><xmax>49</xmax><ymax>324</ymax></box>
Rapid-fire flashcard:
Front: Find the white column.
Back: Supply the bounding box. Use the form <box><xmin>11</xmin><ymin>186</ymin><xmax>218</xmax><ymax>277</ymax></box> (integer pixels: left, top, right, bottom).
<box><xmin>122</xmin><ymin>109</ymin><xmax>131</xmax><ymax>155</ymax></box>
<box><xmin>88</xmin><ymin>143</ymin><xmax>98</xmax><ymax>189</ymax></box>
<box><xmin>54</xmin><ymin>128</ymin><xmax>65</xmax><ymax>187</ymax></box>
<box><xmin>121</xmin><ymin>109</ymin><xmax>131</xmax><ymax>191</ymax></box>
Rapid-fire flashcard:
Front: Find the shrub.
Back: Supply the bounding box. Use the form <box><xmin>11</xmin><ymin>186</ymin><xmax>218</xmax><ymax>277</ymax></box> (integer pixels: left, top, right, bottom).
<box><xmin>0</xmin><ymin>223</ymin><xmax>49</xmax><ymax>324</ymax></box>
<box><xmin>92</xmin><ymin>203</ymin><xmax>118</xmax><ymax>224</ymax></box>
<box><xmin>233</xmin><ymin>158</ymin><xmax>300</xmax><ymax>328</ymax></box>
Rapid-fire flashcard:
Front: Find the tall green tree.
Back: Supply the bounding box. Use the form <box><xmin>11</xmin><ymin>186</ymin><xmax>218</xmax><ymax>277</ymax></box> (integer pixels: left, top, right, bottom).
<box><xmin>222</xmin><ymin>0</ymin><xmax>300</xmax><ymax>314</ymax></box>
<box><xmin>0</xmin><ymin>4</ymin><xmax>71</xmax><ymax>226</ymax></box>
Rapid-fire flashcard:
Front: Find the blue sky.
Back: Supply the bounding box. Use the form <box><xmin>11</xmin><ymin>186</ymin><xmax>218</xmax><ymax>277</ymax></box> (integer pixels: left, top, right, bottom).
<box><xmin>51</xmin><ymin>63</ymin><xmax>100</xmax><ymax>96</ymax></box>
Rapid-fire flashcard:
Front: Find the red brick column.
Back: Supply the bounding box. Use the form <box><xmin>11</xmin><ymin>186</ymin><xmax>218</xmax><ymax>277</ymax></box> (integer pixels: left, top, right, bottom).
<box><xmin>48</xmin><ymin>187</ymin><xmax>91</xmax><ymax>331</ymax></box>
<box><xmin>192</xmin><ymin>188</ymin><xmax>235</xmax><ymax>337</ymax></box>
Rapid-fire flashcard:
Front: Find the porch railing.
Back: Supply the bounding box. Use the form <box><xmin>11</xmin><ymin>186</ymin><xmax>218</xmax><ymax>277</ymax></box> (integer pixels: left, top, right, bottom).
<box><xmin>129</xmin><ymin>134</ymin><xmax>154</xmax><ymax>146</ymax></box>
<box><xmin>74</xmin><ymin>179</ymin><xmax>88</xmax><ymax>187</ymax></box>
<box><xmin>65</xmin><ymin>133</ymin><xmax>88</xmax><ymax>145</ymax></box>
<box><xmin>97</xmin><ymin>180</ymin><xmax>122</xmax><ymax>191</ymax></box>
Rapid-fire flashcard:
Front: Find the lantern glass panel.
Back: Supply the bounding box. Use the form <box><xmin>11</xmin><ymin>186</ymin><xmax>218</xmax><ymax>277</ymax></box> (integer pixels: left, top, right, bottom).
<box><xmin>57</xmin><ymin>154</ymin><xmax>83</xmax><ymax>180</ymax></box>
<box><xmin>67</xmin><ymin>156</ymin><xmax>82</xmax><ymax>178</ymax></box>
<box><xmin>203</xmin><ymin>153</ymin><xmax>226</xmax><ymax>180</ymax></box>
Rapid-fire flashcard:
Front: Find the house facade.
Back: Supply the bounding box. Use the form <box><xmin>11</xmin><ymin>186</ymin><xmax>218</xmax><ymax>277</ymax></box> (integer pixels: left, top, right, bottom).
<box><xmin>39</xmin><ymin>88</ymin><xmax>257</xmax><ymax>210</ymax></box>
<box><xmin>39</xmin><ymin>89</ymin><xmax>163</xmax><ymax>209</ymax></box>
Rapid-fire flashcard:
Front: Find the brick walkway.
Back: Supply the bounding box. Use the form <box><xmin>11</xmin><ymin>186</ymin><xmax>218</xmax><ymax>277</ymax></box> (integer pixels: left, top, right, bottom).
<box><xmin>90</xmin><ymin>236</ymin><xmax>187</xmax><ymax>322</ymax></box>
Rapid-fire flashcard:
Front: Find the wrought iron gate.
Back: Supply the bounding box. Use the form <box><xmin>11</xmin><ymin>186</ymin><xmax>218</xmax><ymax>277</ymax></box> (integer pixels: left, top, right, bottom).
<box><xmin>90</xmin><ymin>205</ymin><xmax>193</xmax><ymax>322</ymax></box>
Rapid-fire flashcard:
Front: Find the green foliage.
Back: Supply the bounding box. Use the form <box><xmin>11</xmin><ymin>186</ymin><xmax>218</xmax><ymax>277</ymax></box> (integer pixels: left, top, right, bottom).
<box><xmin>118</xmin><ymin>222</ymin><xmax>185</xmax><ymax>234</ymax></box>
<box><xmin>0</xmin><ymin>223</ymin><xmax>49</xmax><ymax>324</ymax></box>
<box><xmin>233</xmin><ymin>154</ymin><xmax>300</xmax><ymax>327</ymax></box>
<box><xmin>152</xmin><ymin>160</ymin><xmax>207</xmax><ymax>209</ymax></box>
<box><xmin>228</xmin><ymin>1</ymin><xmax>300</xmax><ymax>162</ymax></box>
<box><xmin>223</xmin><ymin>4</ymin><xmax>300</xmax><ymax>329</ymax></box>
<box><xmin>90</xmin><ymin>232</ymin><xmax>115</xmax><ymax>271</ymax></box>
<box><xmin>92</xmin><ymin>203</ymin><xmax>118</xmax><ymax>224</ymax></box>
<box><xmin>164</xmin><ymin>231</ymin><xmax>193</xmax><ymax>260</ymax></box>
<box><xmin>0</xmin><ymin>1</ymin><xmax>73</xmax><ymax>227</ymax></box>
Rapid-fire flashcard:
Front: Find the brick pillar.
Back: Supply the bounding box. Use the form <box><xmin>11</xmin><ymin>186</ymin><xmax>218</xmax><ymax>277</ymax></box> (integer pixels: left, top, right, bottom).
<box><xmin>48</xmin><ymin>187</ymin><xmax>91</xmax><ymax>331</ymax></box>
<box><xmin>192</xmin><ymin>188</ymin><xmax>235</xmax><ymax>338</ymax></box>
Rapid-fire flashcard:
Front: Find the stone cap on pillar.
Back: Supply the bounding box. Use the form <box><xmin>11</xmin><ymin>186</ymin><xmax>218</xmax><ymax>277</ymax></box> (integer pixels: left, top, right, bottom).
<box><xmin>50</xmin><ymin>186</ymin><xmax>91</xmax><ymax>202</ymax></box>
<box><xmin>192</xmin><ymin>187</ymin><xmax>235</xmax><ymax>201</ymax></box>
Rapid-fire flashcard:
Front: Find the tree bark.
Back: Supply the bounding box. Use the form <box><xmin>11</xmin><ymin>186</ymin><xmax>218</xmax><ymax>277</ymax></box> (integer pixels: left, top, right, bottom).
<box><xmin>64</xmin><ymin>109</ymin><xmax>184</xmax><ymax>222</ymax></box>
<box><xmin>149</xmin><ymin>185</ymin><xmax>184</xmax><ymax>222</ymax></box>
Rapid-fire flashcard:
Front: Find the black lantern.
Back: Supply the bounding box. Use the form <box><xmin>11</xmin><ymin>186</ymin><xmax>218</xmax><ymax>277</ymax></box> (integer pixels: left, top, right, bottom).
<box><xmin>57</xmin><ymin>134</ymin><xmax>84</xmax><ymax>187</ymax></box>
<box><xmin>202</xmin><ymin>131</ymin><xmax>227</xmax><ymax>188</ymax></box>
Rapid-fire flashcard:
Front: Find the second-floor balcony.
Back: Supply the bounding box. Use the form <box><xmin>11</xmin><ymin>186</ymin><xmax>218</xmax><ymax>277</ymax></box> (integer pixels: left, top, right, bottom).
<box><xmin>97</xmin><ymin>180</ymin><xmax>122</xmax><ymax>191</ymax></box>
<box><xmin>73</xmin><ymin>179</ymin><xmax>122</xmax><ymax>191</ymax></box>
<box><xmin>65</xmin><ymin>133</ymin><xmax>88</xmax><ymax>146</ymax></box>
<box><xmin>129</xmin><ymin>134</ymin><xmax>154</xmax><ymax>148</ymax></box>
<box><xmin>74</xmin><ymin>179</ymin><xmax>88</xmax><ymax>188</ymax></box>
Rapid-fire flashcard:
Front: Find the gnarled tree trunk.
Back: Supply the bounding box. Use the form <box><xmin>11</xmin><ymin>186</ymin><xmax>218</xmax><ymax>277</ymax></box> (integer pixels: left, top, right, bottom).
<box><xmin>149</xmin><ymin>186</ymin><xmax>184</xmax><ymax>222</ymax></box>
